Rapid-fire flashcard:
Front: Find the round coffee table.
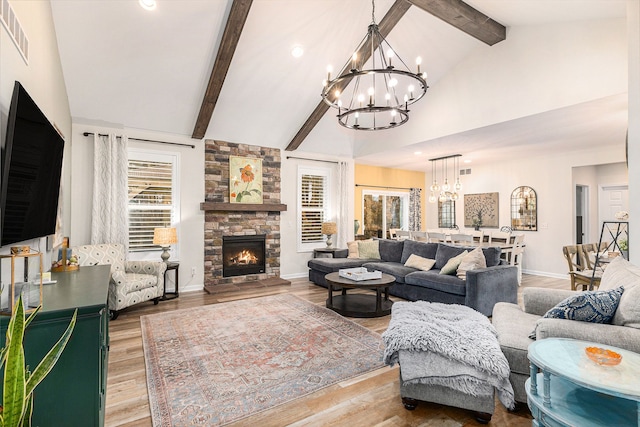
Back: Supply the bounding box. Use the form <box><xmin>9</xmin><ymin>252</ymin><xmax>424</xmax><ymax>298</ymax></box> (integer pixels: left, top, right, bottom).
<box><xmin>325</xmin><ymin>271</ymin><xmax>395</xmax><ymax>318</ymax></box>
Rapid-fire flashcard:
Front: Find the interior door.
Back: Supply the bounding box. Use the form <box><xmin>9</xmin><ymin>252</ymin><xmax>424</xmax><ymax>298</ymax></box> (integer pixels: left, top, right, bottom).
<box><xmin>575</xmin><ymin>185</ymin><xmax>588</xmax><ymax>244</ymax></box>
<box><xmin>599</xmin><ymin>185</ymin><xmax>629</xmax><ymax>224</ymax></box>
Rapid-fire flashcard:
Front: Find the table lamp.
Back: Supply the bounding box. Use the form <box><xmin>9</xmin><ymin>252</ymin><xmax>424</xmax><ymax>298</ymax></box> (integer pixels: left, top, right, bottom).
<box><xmin>321</xmin><ymin>222</ymin><xmax>337</xmax><ymax>248</ymax></box>
<box><xmin>153</xmin><ymin>227</ymin><xmax>177</xmax><ymax>262</ymax></box>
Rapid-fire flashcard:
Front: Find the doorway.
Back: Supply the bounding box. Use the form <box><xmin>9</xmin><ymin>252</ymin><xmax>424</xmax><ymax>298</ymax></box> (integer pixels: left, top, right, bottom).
<box><xmin>575</xmin><ymin>185</ymin><xmax>588</xmax><ymax>244</ymax></box>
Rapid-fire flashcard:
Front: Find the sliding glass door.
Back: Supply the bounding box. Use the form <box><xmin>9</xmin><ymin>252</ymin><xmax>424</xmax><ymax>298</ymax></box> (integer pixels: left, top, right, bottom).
<box><xmin>362</xmin><ymin>190</ymin><xmax>409</xmax><ymax>239</ymax></box>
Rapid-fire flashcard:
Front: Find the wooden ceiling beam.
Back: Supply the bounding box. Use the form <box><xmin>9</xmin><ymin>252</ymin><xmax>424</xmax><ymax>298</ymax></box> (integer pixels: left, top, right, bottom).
<box><xmin>285</xmin><ymin>0</ymin><xmax>411</xmax><ymax>152</ymax></box>
<box><xmin>406</xmin><ymin>0</ymin><xmax>505</xmax><ymax>46</ymax></box>
<box><xmin>191</xmin><ymin>0</ymin><xmax>253</xmax><ymax>139</ymax></box>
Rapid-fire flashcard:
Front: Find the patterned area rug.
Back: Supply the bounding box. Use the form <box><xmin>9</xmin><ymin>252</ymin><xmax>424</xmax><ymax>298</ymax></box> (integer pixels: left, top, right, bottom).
<box><xmin>141</xmin><ymin>294</ymin><xmax>385</xmax><ymax>426</ymax></box>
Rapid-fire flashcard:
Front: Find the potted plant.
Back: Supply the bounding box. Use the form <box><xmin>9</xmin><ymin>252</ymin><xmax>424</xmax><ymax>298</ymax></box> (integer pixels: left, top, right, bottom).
<box><xmin>0</xmin><ymin>296</ymin><xmax>76</xmax><ymax>427</ymax></box>
<box><xmin>619</xmin><ymin>239</ymin><xmax>629</xmax><ymax>259</ymax></box>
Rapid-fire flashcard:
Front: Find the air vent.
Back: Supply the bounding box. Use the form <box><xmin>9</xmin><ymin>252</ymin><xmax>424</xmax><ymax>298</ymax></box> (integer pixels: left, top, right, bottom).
<box><xmin>460</xmin><ymin>168</ymin><xmax>472</xmax><ymax>175</ymax></box>
<box><xmin>1</xmin><ymin>0</ymin><xmax>28</xmax><ymax>64</ymax></box>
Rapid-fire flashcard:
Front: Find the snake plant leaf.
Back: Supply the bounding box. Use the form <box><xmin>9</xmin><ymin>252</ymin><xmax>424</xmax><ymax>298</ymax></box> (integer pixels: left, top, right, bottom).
<box><xmin>24</xmin><ymin>309</ymin><xmax>76</xmax><ymax>397</ymax></box>
<box><xmin>20</xmin><ymin>393</ymin><xmax>33</xmax><ymax>427</ymax></box>
<box><xmin>3</xmin><ymin>296</ymin><xmax>27</xmax><ymax>427</ymax></box>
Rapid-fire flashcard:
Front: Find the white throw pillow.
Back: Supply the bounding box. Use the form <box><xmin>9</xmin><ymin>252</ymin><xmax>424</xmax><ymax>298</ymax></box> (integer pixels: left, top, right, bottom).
<box><xmin>404</xmin><ymin>254</ymin><xmax>436</xmax><ymax>271</ymax></box>
<box><xmin>456</xmin><ymin>247</ymin><xmax>487</xmax><ymax>279</ymax></box>
<box><xmin>598</xmin><ymin>256</ymin><xmax>640</xmax><ymax>328</ymax></box>
<box><xmin>347</xmin><ymin>241</ymin><xmax>360</xmax><ymax>258</ymax></box>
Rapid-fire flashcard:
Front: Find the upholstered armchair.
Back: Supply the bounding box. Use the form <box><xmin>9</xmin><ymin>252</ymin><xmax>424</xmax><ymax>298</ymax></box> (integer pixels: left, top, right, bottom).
<box><xmin>73</xmin><ymin>243</ymin><xmax>167</xmax><ymax>319</ymax></box>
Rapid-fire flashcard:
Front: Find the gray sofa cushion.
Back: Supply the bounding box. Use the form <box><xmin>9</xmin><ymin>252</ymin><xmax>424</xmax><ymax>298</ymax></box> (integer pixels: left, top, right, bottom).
<box><xmin>492</xmin><ymin>302</ymin><xmax>538</xmax><ymax>375</ymax></box>
<box><xmin>362</xmin><ymin>261</ymin><xmax>417</xmax><ymax>284</ymax></box>
<box><xmin>378</xmin><ymin>239</ymin><xmax>405</xmax><ymax>263</ymax></box>
<box><xmin>400</xmin><ymin>240</ymin><xmax>438</xmax><ymax>264</ymax></box>
<box><xmin>307</xmin><ymin>257</ymin><xmax>371</xmax><ymax>274</ymax></box>
<box><xmin>404</xmin><ymin>271</ymin><xmax>466</xmax><ymax>296</ymax></box>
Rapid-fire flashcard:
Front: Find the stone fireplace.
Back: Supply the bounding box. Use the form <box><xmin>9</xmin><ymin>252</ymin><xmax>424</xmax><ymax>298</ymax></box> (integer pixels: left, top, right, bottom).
<box><xmin>202</xmin><ymin>140</ymin><xmax>287</xmax><ymax>293</ymax></box>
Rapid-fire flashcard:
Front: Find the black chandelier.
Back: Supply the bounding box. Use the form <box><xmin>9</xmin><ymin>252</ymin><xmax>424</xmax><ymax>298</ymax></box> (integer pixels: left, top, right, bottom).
<box><xmin>321</xmin><ymin>0</ymin><xmax>428</xmax><ymax>131</ymax></box>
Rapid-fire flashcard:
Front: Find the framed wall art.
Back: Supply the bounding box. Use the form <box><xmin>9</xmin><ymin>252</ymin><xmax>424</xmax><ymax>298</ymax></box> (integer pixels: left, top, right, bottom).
<box><xmin>229</xmin><ymin>156</ymin><xmax>263</xmax><ymax>204</ymax></box>
<box><xmin>464</xmin><ymin>192</ymin><xmax>499</xmax><ymax>229</ymax></box>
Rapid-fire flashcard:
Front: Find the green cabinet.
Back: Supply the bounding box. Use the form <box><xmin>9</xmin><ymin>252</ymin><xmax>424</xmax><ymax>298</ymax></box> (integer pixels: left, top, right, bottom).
<box><xmin>0</xmin><ymin>264</ymin><xmax>110</xmax><ymax>427</ymax></box>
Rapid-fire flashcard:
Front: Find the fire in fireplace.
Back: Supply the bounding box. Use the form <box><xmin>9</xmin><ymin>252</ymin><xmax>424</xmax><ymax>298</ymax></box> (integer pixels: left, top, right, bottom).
<box><xmin>222</xmin><ymin>235</ymin><xmax>266</xmax><ymax>277</ymax></box>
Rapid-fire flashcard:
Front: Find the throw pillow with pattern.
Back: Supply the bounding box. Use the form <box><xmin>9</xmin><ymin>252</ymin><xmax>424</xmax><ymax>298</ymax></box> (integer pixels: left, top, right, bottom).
<box><xmin>529</xmin><ymin>286</ymin><xmax>624</xmax><ymax>339</ymax></box>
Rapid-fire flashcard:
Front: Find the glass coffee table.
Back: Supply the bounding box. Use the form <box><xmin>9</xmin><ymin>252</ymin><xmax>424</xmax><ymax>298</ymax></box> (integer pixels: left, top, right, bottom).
<box><xmin>526</xmin><ymin>338</ymin><xmax>640</xmax><ymax>427</ymax></box>
<box><xmin>324</xmin><ymin>271</ymin><xmax>394</xmax><ymax>318</ymax></box>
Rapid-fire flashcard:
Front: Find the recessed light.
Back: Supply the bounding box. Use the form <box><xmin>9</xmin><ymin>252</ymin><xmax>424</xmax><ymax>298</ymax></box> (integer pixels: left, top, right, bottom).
<box><xmin>414</xmin><ymin>151</ymin><xmax>422</xmax><ymax>155</ymax></box>
<box><xmin>291</xmin><ymin>45</ymin><xmax>304</xmax><ymax>58</ymax></box>
<box><xmin>139</xmin><ymin>0</ymin><xmax>157</xmax><ymax>11</ymax></box>
<box><xmin>463</xmin><ymin>159</ymin><xmax>472</xmax><ymax>163</ymax></box>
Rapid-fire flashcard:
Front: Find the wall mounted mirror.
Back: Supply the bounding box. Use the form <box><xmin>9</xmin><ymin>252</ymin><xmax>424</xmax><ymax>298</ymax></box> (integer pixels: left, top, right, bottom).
<box><xmin>511</xmin><ymin>186</ymin><xmax>537</xmax><ymax>231</ymax></box>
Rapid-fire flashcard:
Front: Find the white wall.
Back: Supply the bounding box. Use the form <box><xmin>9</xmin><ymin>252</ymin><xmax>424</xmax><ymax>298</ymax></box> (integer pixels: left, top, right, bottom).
<box><xmin>353</xmin><ymin>18</ymin><xmax>628</xmax><ymax>156</ymax></box>
<box><xmin>628</xmin><ymin>0</ymin><xmax>640</xmax><ymax>264</ymax></box>
<box><xmin>69</xmin><ymin>123</ymin><xmax>205</xmax><ymax>292</ymax></box>
<box><xmin>0</xmin><ymin>1</ymin><xmax>70</xmax><ymax>267</ymax></box>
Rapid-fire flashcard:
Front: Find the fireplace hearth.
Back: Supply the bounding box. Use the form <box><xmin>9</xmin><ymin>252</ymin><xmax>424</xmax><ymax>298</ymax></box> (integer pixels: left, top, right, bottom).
<box><xmin>222</xmin><ymin>235</ymin><xmax>266</xmax><ymax>277</ymax></box>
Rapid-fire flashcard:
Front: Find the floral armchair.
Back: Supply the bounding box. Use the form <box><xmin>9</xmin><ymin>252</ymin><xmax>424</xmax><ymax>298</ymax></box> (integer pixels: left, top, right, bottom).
<box><xmin>73</xmin><ymin>243</ymin><xmax>167</xmax><ymax>319</ymax></box>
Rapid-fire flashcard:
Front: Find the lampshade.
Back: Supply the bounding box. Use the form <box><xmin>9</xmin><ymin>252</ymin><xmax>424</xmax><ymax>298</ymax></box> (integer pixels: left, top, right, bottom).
<box><xmin>153</xmin><ymin>227</ymin><xmax>177</xmax><ymax>246</ymax></box>
<box><xmin>321</xmin><ymin>222</ymin><xmax>337</xmax><ymax>235</ymax></box>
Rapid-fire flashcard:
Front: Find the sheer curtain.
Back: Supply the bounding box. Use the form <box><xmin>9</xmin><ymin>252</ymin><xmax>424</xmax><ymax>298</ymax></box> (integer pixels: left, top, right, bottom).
<box><xmin>409</xmin><ymin>188</ymin><xmax>422</xmax><ymax>232</ymax></box>
<box><xmin>337</xmin><ymin>161</ymin><xmax>349</xmax><ymax>247</ymax></box>
<box><xmin>91</xmin><ymin>133</ymin><xmax>129</xmax><ymax>247</ymax></box>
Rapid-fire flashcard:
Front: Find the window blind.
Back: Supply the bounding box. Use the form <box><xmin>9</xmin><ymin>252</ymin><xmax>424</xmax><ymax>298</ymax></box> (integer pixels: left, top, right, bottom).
<box><xmin>300</xmin><ymin>174</ymin><xmax>326</xmax><ymax>243</ymax></box>
<box><xmin>128</xmin><ymin>159</ymin><xmax>174</xmax><ymax>251</ymax></box>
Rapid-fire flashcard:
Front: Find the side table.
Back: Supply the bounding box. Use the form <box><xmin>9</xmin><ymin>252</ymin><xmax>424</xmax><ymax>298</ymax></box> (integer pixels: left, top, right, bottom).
<box><xmin>526</xmin><ymin>338</ymin><xmax>640</xmax><ymax>427</ymax></box>
<box><xmin>161</xmin><ymin>261</ymin><xmax>179</xmax><ymax>300</ymax></box>
<box><xmin>313</xmin><ymin>248</ymin><xmax>348</xmax><ymax>258</ymax></box>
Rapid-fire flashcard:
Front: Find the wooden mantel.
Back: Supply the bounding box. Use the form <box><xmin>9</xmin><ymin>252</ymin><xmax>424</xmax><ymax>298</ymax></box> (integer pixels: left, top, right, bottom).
<box><xmin>200</xmin><ymin>202</ymin><xmax>287</xmax><ymax>212</ymax></box>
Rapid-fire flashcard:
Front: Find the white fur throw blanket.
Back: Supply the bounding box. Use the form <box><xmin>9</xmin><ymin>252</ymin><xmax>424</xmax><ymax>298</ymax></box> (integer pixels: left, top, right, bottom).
<box><xmin>382</xmin><ymin>301</ymin><xmax>515</xmax><ymax>409</ymax></box>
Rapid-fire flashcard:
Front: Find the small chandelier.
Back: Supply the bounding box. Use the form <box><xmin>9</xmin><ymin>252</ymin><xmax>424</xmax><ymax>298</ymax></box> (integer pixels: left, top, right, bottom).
<box><xmin>429</xmin><ymin>154</ymin><xmax>462</xmax><ymax>203</ymax></box>
<box><xmin>321</xmin><ymin>0</ymin><xmax>428</xmax><ymax>131</ymax></box>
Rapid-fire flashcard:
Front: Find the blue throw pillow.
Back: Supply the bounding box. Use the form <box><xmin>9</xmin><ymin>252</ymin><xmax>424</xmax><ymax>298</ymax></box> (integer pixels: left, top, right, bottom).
<box><xmin>529</xmin><ymin>286</ymin><xmax>624</xmax><ymax>340</ymax></box>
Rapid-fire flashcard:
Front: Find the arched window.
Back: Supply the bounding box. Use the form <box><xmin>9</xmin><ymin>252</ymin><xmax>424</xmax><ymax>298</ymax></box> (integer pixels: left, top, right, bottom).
<box><xmin>510</xmin><ymin>186</ymin><xmax>537</xmax><ymax>231</ymax></box>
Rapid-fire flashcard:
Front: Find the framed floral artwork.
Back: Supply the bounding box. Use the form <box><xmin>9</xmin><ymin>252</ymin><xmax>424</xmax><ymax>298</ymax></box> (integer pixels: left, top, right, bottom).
<box><xmin>229</xmin><ymin>156</ymin><xmax>263</xmax><ymax>203</ymax></box>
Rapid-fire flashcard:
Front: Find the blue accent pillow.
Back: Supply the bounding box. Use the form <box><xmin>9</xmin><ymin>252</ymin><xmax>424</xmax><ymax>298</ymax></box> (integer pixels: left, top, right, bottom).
<box><xmin>529</xmin><ymin>286</ymin><xmax>624</xmax><ymax>340</ymax></box>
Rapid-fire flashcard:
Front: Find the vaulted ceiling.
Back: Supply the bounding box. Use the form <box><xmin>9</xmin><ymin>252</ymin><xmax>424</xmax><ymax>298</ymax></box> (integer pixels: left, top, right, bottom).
<box><xmin>51</xmin><ymin>0</ymin><xmax>628</xmax><ymax>170</ymax></box>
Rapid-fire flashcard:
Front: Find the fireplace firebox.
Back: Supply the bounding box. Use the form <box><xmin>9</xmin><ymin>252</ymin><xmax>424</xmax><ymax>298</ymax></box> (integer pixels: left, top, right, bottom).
<box><xmin>222</xmin><ymin>235</ymin><xmax>266</xmax><ymax>277</ymax></box>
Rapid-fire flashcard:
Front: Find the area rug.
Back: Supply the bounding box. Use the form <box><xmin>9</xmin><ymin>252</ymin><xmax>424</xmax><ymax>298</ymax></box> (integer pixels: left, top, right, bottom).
<box><xmin>141</xmin><ymin>294</ymin><xmax>385</xmax><ymax>426</ymax></box>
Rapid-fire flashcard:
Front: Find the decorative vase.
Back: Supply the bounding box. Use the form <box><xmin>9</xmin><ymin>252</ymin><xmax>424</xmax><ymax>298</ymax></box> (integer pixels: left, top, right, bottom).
<box><xmin>354</xmin><ymin>219</ymin><xmax>360</xmax><ymax>235</ymax></box>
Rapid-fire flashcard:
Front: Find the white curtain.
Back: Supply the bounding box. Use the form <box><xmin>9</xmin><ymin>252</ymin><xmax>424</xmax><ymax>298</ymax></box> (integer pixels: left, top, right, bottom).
<box><xmin>409</xmin><ymin>188</ymin><xmax>422</xmax><ymax>231</ymax></box>
<box><xmin>337</xmin><ymin>161</ymin><xmax>349</xmax><ymax>247</ymax></box>
<box><xmin>91</xmin><ymin>133</ymin><xmax>129</xmax><ymax>248</ymax></box>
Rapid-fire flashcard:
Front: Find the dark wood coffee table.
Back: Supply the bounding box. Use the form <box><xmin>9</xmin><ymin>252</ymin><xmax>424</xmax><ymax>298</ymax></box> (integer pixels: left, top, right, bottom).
<box><xmin>325</xmin><ymin>271</ymin><xmax>395</xmax><ymax>318</ymax></box>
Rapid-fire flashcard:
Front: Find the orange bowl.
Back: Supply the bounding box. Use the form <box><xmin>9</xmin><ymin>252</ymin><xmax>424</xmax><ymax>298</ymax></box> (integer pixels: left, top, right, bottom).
<box><xmin>585</xmin><ymin>346</ymin><xmax>622</xmax><ymax>366</ymax></box>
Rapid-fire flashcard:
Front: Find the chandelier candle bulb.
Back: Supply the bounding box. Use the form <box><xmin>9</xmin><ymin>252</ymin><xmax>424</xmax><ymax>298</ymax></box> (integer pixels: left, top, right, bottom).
<box><xmin>387</xmin><ymin>49</ymin><xmax>394</xmax><ymax>68</ymax></box>
<box><xmin>326</xmin><ymin>65</ymin><xmax>332</xmax><ymax>81</ymax></box>
<box><xmin>352</xmin><ymin>53</ymin><xmax>358</xmax><ymax>71</ymax></box>
<box><xmin>368</xmin><ymin>87</ymin><xmax>375</xmax><ymax>106</ymax></box>
<box><xmin>416</xmin><ymin>56</ymin><xmax>422</xmax><ymax>74</ymax></box>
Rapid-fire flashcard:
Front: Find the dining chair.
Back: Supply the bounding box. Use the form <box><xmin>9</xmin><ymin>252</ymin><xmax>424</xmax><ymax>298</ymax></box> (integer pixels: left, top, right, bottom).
<box><xmin>427</xmin><ymin>232</ymin><xmax>447</xmax><ymax>243</ymax></box>
<box><xmin>562</xmin><ymin>244</ymin><xmax>601</xmax><ymax>291</ymax></box>
<box><xmin>469</xmin><ymin>230</ymin><xmax>484</xmax><ymax>243</ymax></box>
<box><xmin>504</xmin><ymin>234</ymin><xmax>525</xmax><ymax>284</ymax></box>
<box><xmin>389</xmin><ymin>228</ymin><xmax>400</xmax><ymax>239</ymax></box>
<box><xmin>450</xmin><ymin>233</ymin><xmax>474</xmax><ymax>244</ymax></box>
<box><xmin>410</xmin><ymin>231</ymin><xmax>429</xmax><ymax>241</ymax></box>
<box><xmin>395</xmin><ymin>230</ymin><xmax>411</xmax><ymax>240</ymax></box>
<box><xmin>489</xmin><ymin>231</ymin><xmax>511</xmax><ymax>245</ymax></box>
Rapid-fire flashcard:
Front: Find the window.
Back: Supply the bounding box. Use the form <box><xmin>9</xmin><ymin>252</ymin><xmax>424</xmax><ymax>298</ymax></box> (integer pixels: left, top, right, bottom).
<box><xmin>362</xmin><ymin>190</ymin><xmax>409</xmax><ymax>239</ymax></box>
<box><xmin>298</xmin><ymin>166</ymin><xmax>329</xmax><ymax>251</ymax></box>
<box><xmin>438</xmin><ymin>199</ymin><xmax>456</xmax><ymax>228</ymax></box>
<box><xmin>128</xmin><ymin>149</ymin><xmax>179</xmax><ymax>251</ymax></box>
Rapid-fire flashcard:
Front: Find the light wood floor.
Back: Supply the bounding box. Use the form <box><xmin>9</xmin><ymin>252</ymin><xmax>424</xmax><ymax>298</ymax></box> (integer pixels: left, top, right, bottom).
<box><xmin>105</xmin><ymin>274</ymin><xmax>569</xmax><ymax>427</ymax></box>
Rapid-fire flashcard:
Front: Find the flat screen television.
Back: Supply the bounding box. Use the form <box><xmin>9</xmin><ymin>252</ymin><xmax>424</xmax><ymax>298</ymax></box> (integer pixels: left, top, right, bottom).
<box><xmin>1</xmin><ymin>81</ymin><xmax>65</xmax><ymax>247</ymax></box>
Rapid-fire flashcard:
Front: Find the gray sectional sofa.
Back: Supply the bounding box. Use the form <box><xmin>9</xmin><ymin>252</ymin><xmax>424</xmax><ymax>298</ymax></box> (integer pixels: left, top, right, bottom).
<box><xmin>308</xmin><ymin>239</ymin><xmax>518</xmax><ymax>316</ymax></box>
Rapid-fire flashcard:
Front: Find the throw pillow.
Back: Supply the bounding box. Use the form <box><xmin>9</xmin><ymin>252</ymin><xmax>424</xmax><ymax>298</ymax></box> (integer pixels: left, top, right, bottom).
<box><xmin>357</xmin><ymin>239</ymin><xmax>381</xmax><ymax>259</ymax></box>
<box><xmin>439</xmin><ymin>250</ymin><xmax>468</xmax><ymax>275</ymax></box>
<box><xmin>598</xmin><ymin>256</ymin><xmax>640</xmax><ymax>328</ymax></box>
<box><xmin>347</xmin><ymin>241</ymin><xmax>360</xmax><ymax>258</ymax></box>
<box><xmin>456</xmin><ymin>247</ymin><xmax>487</xmax><ymax>279</ymax></box>
<box><xmin>529</xmin><ymin>286</ymin><xmax>625</xmax><ymax>339</ymax></box>
<box><xmin>404</xmin><ymin>254</ymin><xmax>436</xmax><ymax>271</ymax></box>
